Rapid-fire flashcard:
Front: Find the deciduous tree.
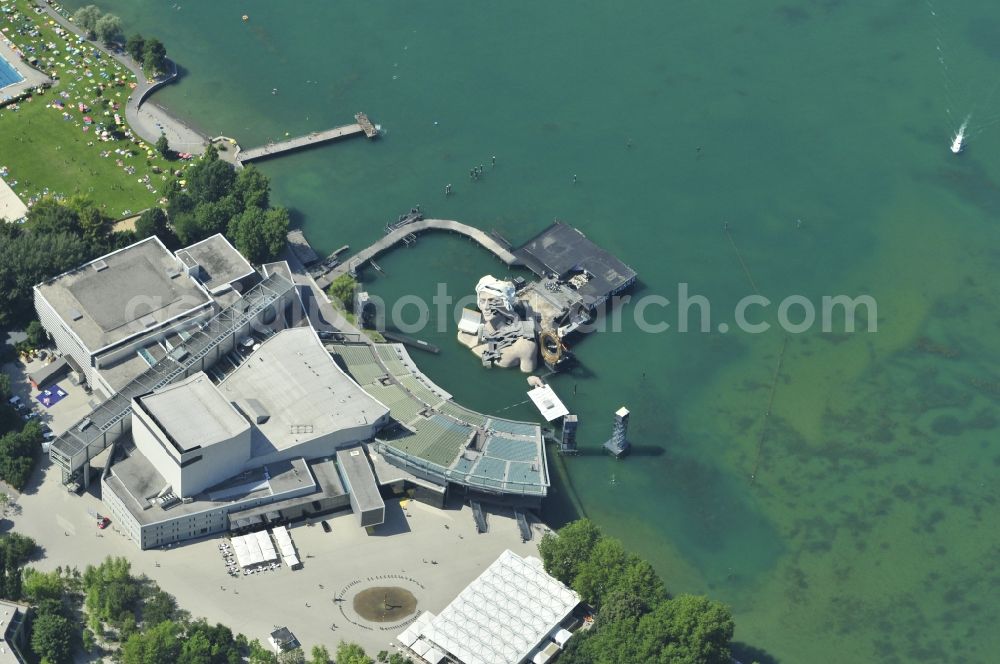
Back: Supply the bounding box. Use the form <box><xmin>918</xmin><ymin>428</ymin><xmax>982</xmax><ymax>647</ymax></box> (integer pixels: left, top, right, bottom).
<box><xmin>327</xmin><ymin>274</ymin><xmax>357</xmax><ymax>309</ymax></box>
<box><xmin>25</xmin><ymin>198</ymin><xmax>80</xmax><ymax>236</ymax></box>
<box><xmin>537</xmin><ymin>518</ymin><xmax>602</xmax><ymax>586</ymax></box>
<box><xmin>335</xmin><ymin>641</ymin><xmax>373</xmax><ymax>664</ymax></box>
<box><xmin>95</xmin><ymin>14</ymin><xmax>123</xmax><ymax>46</ymax></box>
<box><xmin>135</xmin><ymin>207</ymin><xmax>171</xmax><ymax>243</ymax></box>
<box><xmin>227</xmin><ymin>206</ymin><xmax>288</xmax><ymax>264</ymax></box>
<box><xmin>310</xmin><ymin>644</ymin><xmax>331</xmax><ymax>664</ymax></box>
<box><xmin>25</xmin><ymin>320</ymin><xmax>47</xmax><ymax>348</ymax></box>
<box><xmin>72</xmin><ymin>5</ymin><xmax>102</xmax><ymax>39</ymax></box>
<box><xmin>234</xmin><ymin>164</ymin><xmax>270</xmax><ymax>210</ymax></box>
<box><xmin>120</xmin><ymin>619</ymin><xmax>180</xmax><ymax>664</ymax></box>
<box><xmin>126</xmin><ymin>34</ymin><xmax>145</xmax><ymax>62</ymax></box>
<box><xmin>155</xmin><ymin>133</ymin><xmax>170</xmax><ymax>158</ymax></box>
<box><xmin>31</xmin><ymin>611</ymin><xmax>73</xmax><ymax>663</ymax></box>
<box><xmin>0</xmin><ymin>230</ymin><xmax>91</xmax><ymax>325</ymax></box>
<box><xmin>22</xmin><ymin>568</ymin><xmax>65</xmax><ymax>603</ymax></box>
<box><xmin>143</xmin><ymin>38</ymin><xmax>167</xmax><ymax>74</ymax></box>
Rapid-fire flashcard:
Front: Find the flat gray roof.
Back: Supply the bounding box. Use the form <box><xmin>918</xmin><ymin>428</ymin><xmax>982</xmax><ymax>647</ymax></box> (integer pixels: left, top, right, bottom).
<box><xmin>36</xmin><ymin>236</ymin><xmax>212</xmax><ymax>353</ymax></box>
<box><xmin>0</xmin><ymin>598</ymin><xmax>28</xmax><ymax>664</ymax></box>
<box><xmin>516</xmin><ymin>222</ymin><xmax>637</xmax><ymax>308</ymax></box>
<box><xmin>49</xmin><ymin>273</ymin><xmax>296</xmax><ymax>476</ymax></box>
<box><xmin>97</xmin><ymin>342</ymin><xmax>167</xmax><ymax>393</ymax></box>
<box><xmin>336</xmin><ymin>446</ymin><xmax>384</xmax><ymax>514</ymax></box>
<box><xmin>262</xmin><ymin>261</ymin><xmax>293</xmax><ymax>282</ymax></box>
<box><xmin>228</xmin><ymin>458</ymin><xmax>347</xmax><ymax>523</ymax></box>
<box><xmin>106</xmin><ymin>444</ymin><xmax>315</xmax><ymax>526</ymax></box>
<box><xmin>176</xmin><ymin>234</ymin><xmax>255</xmax><ymax>293</ymax></box>
<box><xmin>218</xmin><ymin>328</ymin><xmax>389</xmax><ymax>452</ymax></box>
<box><xmin>136</xmin><ymin>372</ymin><xmax>249</xmax><ymax>453</ymax></box>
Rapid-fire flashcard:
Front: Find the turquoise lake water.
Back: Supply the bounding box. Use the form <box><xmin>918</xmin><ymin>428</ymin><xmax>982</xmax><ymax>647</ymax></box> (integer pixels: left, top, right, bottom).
<box><xmin>64</xmin><ymin>1</ymin><xmax>1000</xmax><ymax>661</ymax></box>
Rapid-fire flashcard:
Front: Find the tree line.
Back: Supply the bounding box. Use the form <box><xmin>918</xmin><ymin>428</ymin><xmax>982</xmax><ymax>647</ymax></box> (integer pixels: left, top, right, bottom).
<box><xmin>166</xmin><ymin>144</ymin><xmax>289</xmax><ymax>264</ymax></box>
<box><xmin>125</xmin><ymin>33</ymin><xmax>168</xmax><ymax>77</ymax></box>
<box><xmin>72</xmin><ymin>4</ymin><xmax>168</xmax><ymax>74</ymax></box>
<box><xmin>71</xmin><ymin>4</ymin><xmax>122</xmax><ymax>47</ymax></box>
<box><xmin>539</xmin><ymin>519</ymin><xmax>737</xmax><ymax>664</ymax></box>
<box><xmin>0</xmin><ymin>152</ymin><xmax>288</xmax><ymax>328</ymax></box>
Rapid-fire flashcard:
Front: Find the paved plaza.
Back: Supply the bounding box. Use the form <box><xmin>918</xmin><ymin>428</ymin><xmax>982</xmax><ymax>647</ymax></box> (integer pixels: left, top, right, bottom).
<box><xmin>4</xmin><ymin>356</ymin><xmax>550</xmax><ymax>655</ymax></box>
<box><xmin>10</xmin><ymin>449</ymin><xmax>547</xmax><ymax>656</ymax></box>
<box><xmin>2</xmin><ymin>357</ymin><xmax>95</xmax><ymax>437</ymax></box>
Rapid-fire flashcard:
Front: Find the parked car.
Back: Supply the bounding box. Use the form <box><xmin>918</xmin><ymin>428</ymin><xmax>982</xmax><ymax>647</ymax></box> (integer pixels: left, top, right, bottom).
<box><xmin>321</xmin><ymin>520</ymin><xmax>331</xmax><ymax>533</ymax></box>
<box><xmin>97</xmin><ymin>517</ymin><xmax>110</xmax><ymax>529</ymax></box>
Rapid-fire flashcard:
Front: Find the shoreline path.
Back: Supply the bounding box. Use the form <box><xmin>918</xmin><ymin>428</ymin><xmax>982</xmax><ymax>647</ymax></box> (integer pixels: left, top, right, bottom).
<box><xmin>38</xmin><ymin>3</ymin><xmax>209</xmax><ymax>155</ymax></box>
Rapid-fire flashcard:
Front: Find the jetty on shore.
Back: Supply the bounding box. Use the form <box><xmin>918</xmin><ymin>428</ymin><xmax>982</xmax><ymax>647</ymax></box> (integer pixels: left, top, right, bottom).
<box><xmin>315</xmin><ymin>213</ymin><xmax>520</xmax><ymax>289</ymax></box>
<box><xmin>237</xmin><ymin>112</ymin><xmax>378</xmax><ymax>164</ymax></box>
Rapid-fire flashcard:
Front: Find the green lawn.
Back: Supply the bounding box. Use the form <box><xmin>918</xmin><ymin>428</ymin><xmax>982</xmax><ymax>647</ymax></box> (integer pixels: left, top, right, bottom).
<box><xmin>1</xmin><ymin>0</ymin><xmax>181</xmax><ymax>217</ymax></box>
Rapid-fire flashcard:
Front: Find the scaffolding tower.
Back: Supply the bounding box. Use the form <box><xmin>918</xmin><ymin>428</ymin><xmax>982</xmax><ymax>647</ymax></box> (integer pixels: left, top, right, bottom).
<box><xmin>603</xmin><ymin>407</ymin><xmax>630</xmax><ymax>458</ymax></box>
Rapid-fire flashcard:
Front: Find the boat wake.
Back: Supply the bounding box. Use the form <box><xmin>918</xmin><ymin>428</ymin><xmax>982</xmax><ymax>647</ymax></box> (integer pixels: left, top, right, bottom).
<box><xmin>950</xmin><ymin>115</ymin><xmax>969</xmax><ymax>154</ymax></box>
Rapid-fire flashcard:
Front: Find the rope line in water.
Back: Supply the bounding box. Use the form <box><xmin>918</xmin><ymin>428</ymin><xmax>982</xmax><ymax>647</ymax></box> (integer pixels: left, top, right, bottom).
<box><xmin>722</xmin><ymin>223</ymin><xmax>788</xmax><ymax>484</ymax></box>
<box><xmin>750</xmin><ymin>335</ymin><xmax>788</xmax><ymax>484</ymax></box>
<box><xmin>497</xmin><ymin>398</ymin><xmax>531</xmax><ymax>412</ymax></box>
<box><xmin>724</xmin><ymin>225</ymin><xmax>760</xmax><ymax>296</ymax></box>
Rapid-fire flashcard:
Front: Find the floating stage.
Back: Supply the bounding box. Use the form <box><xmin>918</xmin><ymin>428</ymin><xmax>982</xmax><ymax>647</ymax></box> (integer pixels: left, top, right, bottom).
<box><xmin>527</xmin><ymin>384</ymin><xmax>569</xmax><ymax>422</ymax></box>
<box><xmin>464</xmin><ymin>223</ymin><xmax>639</xmax><ymax>371</ymax></box>
<box><xmin>286</xmin><ymin>213</ymin><xmax>638</xmax><ymax>373</ymax></box>
<box><xmin>515</xmin><ymin>221</ymin><xmax>638</xmax><ymax>310</ymax></box>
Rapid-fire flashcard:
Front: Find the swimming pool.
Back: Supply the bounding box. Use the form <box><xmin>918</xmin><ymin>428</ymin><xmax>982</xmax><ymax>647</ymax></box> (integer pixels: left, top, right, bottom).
<box><xmin>0</xmin><ymin>53</ymin><xmax>24</xmax><ymax>90</ymax></box>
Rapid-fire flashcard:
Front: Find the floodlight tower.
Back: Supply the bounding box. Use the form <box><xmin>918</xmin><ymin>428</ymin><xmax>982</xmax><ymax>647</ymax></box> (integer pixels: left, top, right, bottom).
<box><xmin>560</xmin><ymin>414</ymin><xmax>578</xmax><ymax>454</ymax></box>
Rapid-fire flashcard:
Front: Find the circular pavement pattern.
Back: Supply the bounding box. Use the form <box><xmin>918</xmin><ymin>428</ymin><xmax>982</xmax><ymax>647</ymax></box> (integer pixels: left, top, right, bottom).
<box><xmin>336</xmin><ymin>573</ymin><xmax>426</xmax><ymax>632</ymax></box>
<box><xmin>353</xmin><ymin>586</ymin><xmax>418</xmax><ymax>622</ymax></box>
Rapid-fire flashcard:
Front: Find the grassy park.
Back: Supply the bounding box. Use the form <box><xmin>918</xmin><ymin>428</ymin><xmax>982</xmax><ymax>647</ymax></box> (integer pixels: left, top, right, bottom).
<box><xmin>1</xmin><ymin>0</ymin><xmax>179</xmax><ymax>217</ymax></box>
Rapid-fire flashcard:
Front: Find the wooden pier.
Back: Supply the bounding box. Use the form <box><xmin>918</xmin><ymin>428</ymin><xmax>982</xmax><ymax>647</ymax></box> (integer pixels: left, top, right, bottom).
<box><xmin>315</xmin><ymin>218</ymin><xmax>522</xmax><ymax>289</ymax></box>
<box><xmin>355</xmin><ymin>112</ymin><xmax>378</xmax><ymax>138</ymax></box>
<box><xmin>237</xmin><ymin>112</ymin><xmax>378</xmax><ymax>164</ymax></box>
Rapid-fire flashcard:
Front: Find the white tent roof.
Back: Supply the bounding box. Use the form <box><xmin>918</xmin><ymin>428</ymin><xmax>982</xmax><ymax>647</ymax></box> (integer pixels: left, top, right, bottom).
<box><xmin>232</xmin><ymin>532</ymin><xmax>278</xmax><ymax>568</ymax></box>
<box><xmin>398</xmin><ymin>627</ymin><xmax>419</xmax><ymax>648</ymax></box>
<box><xmin>256</xmin><ymin>531</ymin><xmax>276</xmax><ymax>560</ymax></box>
<box><xmin>416</xmin><ymin>550</ymin><xmax>579</xmax><ymax>664</ymax></box>
<box><xmin>272</xmin><ymin>526</ymin><xmax>297</xmax><ymax>557</ymax></box>
<box><xmin>424</xmin><ymin>647</ymin><xmax>446</xmax><ymax>663</ymax></box>
<box><xmin>526</xmin><ymin>385</ymin><xmax>569</xmax><ymax>422</ymax></box>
